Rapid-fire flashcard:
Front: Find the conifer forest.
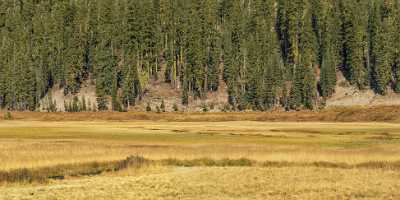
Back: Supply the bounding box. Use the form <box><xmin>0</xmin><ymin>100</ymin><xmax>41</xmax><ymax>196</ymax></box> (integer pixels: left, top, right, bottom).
<box><xmin>0</xmin><ymin>0</ymin><xmax>400</xmax><ymax>111</ymax></box>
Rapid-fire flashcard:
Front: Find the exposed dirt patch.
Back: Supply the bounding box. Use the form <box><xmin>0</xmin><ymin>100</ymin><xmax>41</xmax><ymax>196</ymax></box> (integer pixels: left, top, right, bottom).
<box><xmin>39</xmin><ymin>82</ymin><xmax>98</xmax><ymax>112</ymax></box>
<box><xmin>327</xmin><ymin>72</ymin><xmax>400</xmax><ymax>107</ymax></box>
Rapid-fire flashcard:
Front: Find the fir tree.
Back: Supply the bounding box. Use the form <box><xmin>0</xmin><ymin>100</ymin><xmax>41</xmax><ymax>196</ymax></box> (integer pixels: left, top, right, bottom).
<box><xmin>320</xmin><ymin>5</ymin><xmax>339</xmax><ymax>98</ymax></box>
<box><xmin>369</xmin><ymin>1</ymin><xmax>394</xmax><ymax>94</ymax></box>
<box><xmin>339</xmin><ymin>0</ymin><xmax>368</xmax><ymax>88</ymax></box>
<box><xmin>0</xmin><ymin>0</ymin><xmax>399</xmax><ymax>112</ymax></box>
<box><xmin>81</xmin><ymin>96</ymin><xmax>87</xmax><ymax>111</ymax></box>
<box><xmin>160</xmin><ymin>99</ymin><xmax>166</xmax><ymax>112</ymax></box>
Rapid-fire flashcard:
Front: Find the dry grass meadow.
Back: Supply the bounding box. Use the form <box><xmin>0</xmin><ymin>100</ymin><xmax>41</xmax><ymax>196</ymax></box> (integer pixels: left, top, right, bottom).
<box><xmin>1</xmin><ymin>110</ymin><xmax>400</xmax><ymax>199</ymax></box>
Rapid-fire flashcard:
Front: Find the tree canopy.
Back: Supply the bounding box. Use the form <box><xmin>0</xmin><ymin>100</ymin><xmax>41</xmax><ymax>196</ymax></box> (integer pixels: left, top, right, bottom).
<box><xmin>0</xmin><ymin>0</ymin><xmax>399</xmax><ymax>111</ymax></box>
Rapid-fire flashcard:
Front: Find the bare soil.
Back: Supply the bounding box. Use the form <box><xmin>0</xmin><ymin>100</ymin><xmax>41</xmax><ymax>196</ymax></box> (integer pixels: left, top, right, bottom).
<box><xmin>327</xmin><ymin>72</ymin><xmax>400</xmax><ymax>107</ymax></box>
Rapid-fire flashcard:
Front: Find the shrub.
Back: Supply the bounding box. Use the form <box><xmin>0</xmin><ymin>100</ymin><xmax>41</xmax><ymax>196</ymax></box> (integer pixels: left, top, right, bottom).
<box><xmin>237</xmin><ymin>103</ymin><xmax>245</xmax><ymax>111</ymax></box>
<box><xmin>112</xmin><ymin>98</ymin><xmax>124</xmax><ymax>112</ymax></box>
<box><xmin>201</xmin><ymin>104</ymin><xmax>209</xmax><ymax>112</ymax></box>
<box><xmin>44</xmin><ymin>94</ymin><xmax>57</xmax><ymax>112</ymax></box>
<box><xmin>65</xmin><ymin>101</ymin><xmax>70</xmax><ymax>112</ymax></box>
<box><xmin>81</xmin><ymin>96</ymin><xmax>87</xmax><ymax>111</ymax></box>
<box><xmin>87</xmin><ymin>99</ymin><xmax>92</xmax><ymax>112</ymax></box>
<box><xmin>92</xmin><ymin>103</ymin><xmax>97</xmax><ymax>112</ymax></box>
<box><xmin>319</xmin><ymin>98</ymin><xmax>327</xmax><ymax>110</ymax></box>
<box><xmin>160</xmin><ymin>158</ymin><xmax>254</xmax><ymax>167</ymax></box>
<box><xmin>3</xmin><ymin>112</ymin><xmax>12</xmax><ymax>120</ymax></box>
<box><xmin>44</xmin><ymin>99</ymin><xmax>57</xmax><ymax>112</ymax></box>
<box><xmin>160</xmin><ymin>99</ymin><xmax>166</xmax><ymax>112</ymax></box>
<box><xmin>0</xmin><ymin>156</ymin><xmax>149</xmax><ymax>184</ymax></box>
<box><xmin>209</xmin><ymin>103</ymin><xmax>215</xmax><ymax>110</ymax></box>
<box><xmin>68</xmin><ymin>102</ymin><xmax>73</xmax><ymax>112</ymax></box>
<box><xmin>97</xmin><ymin>96</ymin><xmax>109</xmax><ymax>111</ymax></box>
<box><xmin>72</xmin><ymin>96</ymin><xmax>80</xmax><ymax>112</ymax></box>
<box><xmin>173</xmin><ymin>102</ymin><xmax>179</xmax><ymax>112</ymax></box>
<box><xmin>146</xmin><ymin>102</ymin><xmax>152</xmax><ymax>112</ymax></box>
<box><xmin>156</xmin><ymin>105</ymin><xmax>161</xmax><ymax>113</ymax></box>
<box><xmin>221</xmin><ymin>104</ymin><xmax>231</xmax><ymax>112</ymax></box>
<box><xmin>182</xmin><ymin>90</ymin><xmax>189</xmax><ymax>105</ymax></box>
<box><xmin>49</xmin><ymin>99</ymin><xmax>57</xmax><ymax>112</ymax></box>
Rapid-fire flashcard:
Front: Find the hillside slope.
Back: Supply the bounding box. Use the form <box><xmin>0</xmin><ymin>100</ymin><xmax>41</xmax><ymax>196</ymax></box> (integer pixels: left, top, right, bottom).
<box><xmin>326</xmin><ymin>73</ymin><xmax>400</xmax><ymax>107</ymax></box>
<box><xmin>40</xmin><ymin>72</ymin><xmax>400</xmax><ymax>112</ymax></box>
<box><xmin>39</xmin><ymin>82</ymin><xmax>98</xmax><ymax>112</ymax></box>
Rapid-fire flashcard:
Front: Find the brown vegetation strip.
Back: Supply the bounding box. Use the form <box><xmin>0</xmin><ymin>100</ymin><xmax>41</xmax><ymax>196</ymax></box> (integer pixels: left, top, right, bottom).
<box><xmin>2</xmin><ymin>157</ymin><xmax>400</xmax><ymax>185</ymax></box>
<box><xmin>0</xmin><ymin>156</ymin><xmax>147</xmax><ymax>184</ymax></box>
<box><xmin>162</xmin><ymin>158</ymin><xmax>400</xmax><ymax>170</ymax></box>
<box><xmin>261</xmin><ymin>161</ymin><xmax>400</xmax><ymax>170</ymax></box>
<box><xmin>2</xmin><ymin>106</ymin><xmax>400</xmax><ymax>122</ymax></box>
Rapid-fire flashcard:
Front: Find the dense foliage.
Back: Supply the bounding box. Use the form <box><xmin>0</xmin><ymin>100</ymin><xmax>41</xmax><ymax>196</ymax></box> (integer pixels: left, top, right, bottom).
<box><xmin>0</xmin><ymin>0</ymin><xmax>399</xmax><ymax>111</ymax></box>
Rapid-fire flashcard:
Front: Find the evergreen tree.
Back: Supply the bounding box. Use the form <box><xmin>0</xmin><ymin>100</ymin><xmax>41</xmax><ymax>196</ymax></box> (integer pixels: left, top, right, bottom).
<box><xmin>320</xmin><ymin>48</ymin><xmax>337</xmax><ymax>97</ymax></box>
<box><xmin>72</xmin><ymin>96</ymin><xmax>80</xmax><ymax>112</ymax></box>
<box><xmin>64</xmin><ymin>2</ymin><xmax>85</xmax><ymax>95</ymax></box>
<box><xmin>369</xmin><ymin>1</ymin><xmax>392</xmax><ymax>94</ymax></box>
<box><xmin>0</xmin><ymin>0</ymin><xmax>399</xmax><ymax>112</ymax></box>
<box><xmin>97</xmin><ymin>94</ymin><xmax>108</xmax><ymax>111</ymax></box>
<box><xmin>320</xmin><ymin>4</ymin><xmax>339</xmax><ymax>97</ymax></box>
<box><xmin>146</xmin><ymin>102</ymin><xmax>152</xmax><ymax>112</ymax></box>
<box><xmin>393</xmin><ymin>0</ymin><xmax>400</xmax><ymax>92</ymax></box>
<box><xmin>81</xmin><ymin>96</ymin><xmax>87</xmax><ymax>111</ymax></box>
<box><xmin>160</xmin><ymin>99</ymin><xmax>166</xmax><ymax>112</ymax></box>
<box><xmin>339</xmin><ymin>0</ymin><xmax>368</xmax><ymax>88</ymax></box>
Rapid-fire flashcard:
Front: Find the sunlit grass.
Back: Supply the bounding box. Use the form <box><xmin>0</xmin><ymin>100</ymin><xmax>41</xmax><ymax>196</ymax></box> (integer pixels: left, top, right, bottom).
<box><xmin>2</xmin><ymin>166</ymin><xmax>400</xmax><ymax>200</ymax></box>
<box><xmin>1</xmin><ymin>120</ymin><xmax>400</xmax><ymax>199</ymax></box>
<box><xmin>1</xmin><ymin>121</ymin><xmax>400</xmax><ymax>171</ymax></box>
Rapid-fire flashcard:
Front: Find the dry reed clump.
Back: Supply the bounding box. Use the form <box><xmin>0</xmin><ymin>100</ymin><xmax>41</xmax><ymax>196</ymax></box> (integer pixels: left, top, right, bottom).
<box><xmin>0</xmin><ymin>156</ymin><xmax>148</xmax><ymax>184</ymax></box>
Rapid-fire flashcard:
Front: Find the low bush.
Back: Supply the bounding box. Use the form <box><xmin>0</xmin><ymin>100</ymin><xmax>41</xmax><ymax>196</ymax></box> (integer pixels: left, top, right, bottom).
<box><xmin>3</xmin><ymin>112</ymin><xmax>12</xmax><ymax>120</ymax></box>
<box><xmin>146</xmin><ymin>102</ymin><xmax>152</xmax><ymax>112</ymax></box>
<box><xmin>0</xmin><ymin>156</ymin><xmax>149</xmax><ymax>184</ymax></box>
<box><xmin>160</xmin><ymin>99</ymin><xmax>166</xmax><ymax>112</ymax></box>
<box><xmin>173</xmin><ymin>103</ymin><xmax>179</xmax><ymax>112</ymax></box>
<box><xmin>201</xmin><ymin>104</ymin><xmax>209</xmax><ymax>112</ymax></box>
<box><xmin>160</xmin><ymin>158</ymin><xmax>254</xmax><ymax>167</ymax></box>
<box><xmin>156</xmin><ymin>105</ymin><xmax>161</xmax><ymax>113</ymax></box>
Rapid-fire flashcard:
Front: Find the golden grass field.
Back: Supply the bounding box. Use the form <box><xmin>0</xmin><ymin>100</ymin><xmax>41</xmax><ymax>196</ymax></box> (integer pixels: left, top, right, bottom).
<box><xmin>1</xmin><ymin>115</ymin><xmax>400</xmax><ymax>199</ymax></box>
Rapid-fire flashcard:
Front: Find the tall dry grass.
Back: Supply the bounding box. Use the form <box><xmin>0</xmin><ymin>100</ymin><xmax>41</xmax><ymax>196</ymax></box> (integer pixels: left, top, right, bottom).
<box><xmin>1</xmin><ymin>120</ymin><xmax>400</xmax><ymax>199</ymax></box>
<box><xmin>2</xmin><ymin>165</ymin><xmax>400</xmax><ymax>200</ymax></box>
<box><xmin>1</xmin><ymin>121</ymin><xmax>400</xmax><ymax>172</ymax></box>
<box><xmin>2</xmin><ymin>156</ymin><xmax>400</xmax><ymax>185</ymax></box>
